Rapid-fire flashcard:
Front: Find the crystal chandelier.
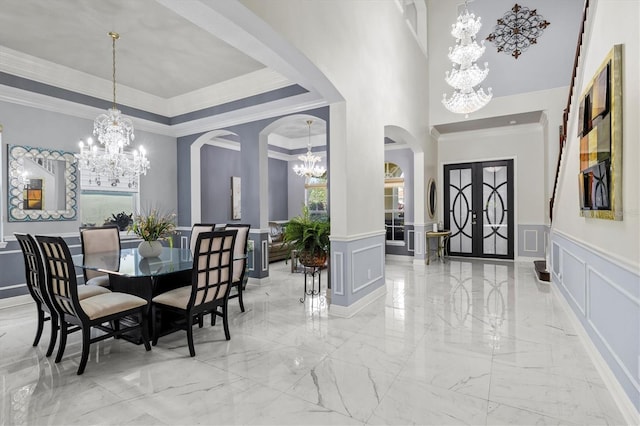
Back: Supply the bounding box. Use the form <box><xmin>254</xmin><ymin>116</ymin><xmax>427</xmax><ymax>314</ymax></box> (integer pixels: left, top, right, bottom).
<box><xmin>442</xmin><ymin>1</ymin><xmax>492</xmax><ymax>117</ymax></box>
<box><xmin>293</xmin><ymin>120</ymin><xmax>326</xmax><ymax>178</ymax></box>
<box><xmin>76</xmin><ymin>32</ymin><xmax>149</xmax><ymax>188</ymax></box>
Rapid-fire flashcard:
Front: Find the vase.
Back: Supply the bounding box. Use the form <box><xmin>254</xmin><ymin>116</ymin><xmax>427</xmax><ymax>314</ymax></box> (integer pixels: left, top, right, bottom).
<box><xmin>138</xmin><ymin>240</ymin><xmax>163</xmax><ymax>258</ymax></box>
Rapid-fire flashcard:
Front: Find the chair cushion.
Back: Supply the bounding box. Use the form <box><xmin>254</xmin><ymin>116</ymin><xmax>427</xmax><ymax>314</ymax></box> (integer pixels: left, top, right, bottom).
<box><xmin>86</xmin><ymin>275</ymin><xmax>110</xmax><ymax>287</ymax></box>
<box><xmin>152</xmin><ymin>286</ymin><xmax>192</xmax><ymax>310</ymax></box>
<box><xmin>77</xmin><ymin>285</ymin><xmax>111</xmax><ymax>300</ymax></box>
<box><xmin>80</xmin><ymin>292</ymin><xmax>147</xmax><ymax>320</ymax></box>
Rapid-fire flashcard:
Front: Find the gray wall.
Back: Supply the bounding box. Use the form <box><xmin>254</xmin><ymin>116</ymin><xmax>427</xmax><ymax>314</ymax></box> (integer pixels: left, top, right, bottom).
<box><xmin>177</xmin><ymin>106</ymin><xmax>330</xmax><ymax>228</ymax></box>
<box><xmin>200</xmin><ymin>144</ymin><xmax>241</xmax><ymax>223</ymax></box>
<box><xmin>268</xmin><ymin>157</ymin><xmax>288</xmax><ymax>220</ymax></box>
<box><xmin>0</xmin><ymin>101</ymin><xmax>178</xmax><ymax>299</ymax></box>
<box><xmin>0</xmin><ymin>100</ymin><xmax>178</xmax><ymax>237</ymax></box>
<box><xmin>551</xmin><ymin>231</ymin><xmax>640</xmax><ymax>412</ymax></box>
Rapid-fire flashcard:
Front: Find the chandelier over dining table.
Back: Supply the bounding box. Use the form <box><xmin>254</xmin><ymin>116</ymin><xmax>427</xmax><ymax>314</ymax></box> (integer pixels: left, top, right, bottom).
<box><xmin>442</xmin><ymin>1</ymin><xmax>492</xmax><ymax>117</ymax></box>
<box><xmin>76</xmin><ymin>32</ymin><xmax>149</xmax><ymax>188</ymax></box>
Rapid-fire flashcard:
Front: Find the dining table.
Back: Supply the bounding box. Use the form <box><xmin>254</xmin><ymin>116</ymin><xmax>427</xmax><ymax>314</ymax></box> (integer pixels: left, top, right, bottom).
<box><xmin>73</xmin><ymin>247</ymin><xmax>194</xmax><ymax>343</ymax></box>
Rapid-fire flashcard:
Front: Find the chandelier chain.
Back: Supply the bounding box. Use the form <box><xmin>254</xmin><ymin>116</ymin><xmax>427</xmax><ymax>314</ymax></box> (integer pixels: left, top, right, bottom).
<box><xmin>109</xmin><ymin>32</ymin><xmax>119</xmax><ymax>110</ymax></box>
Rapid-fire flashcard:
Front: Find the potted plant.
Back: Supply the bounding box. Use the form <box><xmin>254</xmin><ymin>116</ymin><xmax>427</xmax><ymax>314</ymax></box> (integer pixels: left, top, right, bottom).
<box><xmin>283</xmin><ymin>206</ymin><xmax>330</xmax><ymax>267</ymax></box>
<box><xmin>128</xmin><ymin>209</ymin><xmax>177</xmax><ymax>258</ymax></box>
<box><xmin>107</xmin><ymin>211</ymin><xmax>133</xmax><ymax>231</ymax></box>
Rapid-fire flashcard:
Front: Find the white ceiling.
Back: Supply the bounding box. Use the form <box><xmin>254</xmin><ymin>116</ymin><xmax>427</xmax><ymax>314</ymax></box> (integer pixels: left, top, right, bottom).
<box><xmin>0</xmin><ymin>0</ymin><xmax>265</xmax><ymax>99</ymax></box>
<box><xmin>0</xmin><ymin>0</ymin><xmax>584</xmax><ymax>140</ymax></box>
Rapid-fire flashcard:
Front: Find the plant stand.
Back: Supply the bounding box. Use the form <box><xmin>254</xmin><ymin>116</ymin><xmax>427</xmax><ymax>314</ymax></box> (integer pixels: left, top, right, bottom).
<box><xmin>300</xmin><ymin>266</ymin><xmax>321</xmax><ymax>303</ymax></box>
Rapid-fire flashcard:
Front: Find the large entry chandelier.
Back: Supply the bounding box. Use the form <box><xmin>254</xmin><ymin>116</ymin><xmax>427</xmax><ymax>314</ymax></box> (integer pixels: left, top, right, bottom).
<box><xmin>76</xmin><ymin>32</ymin><xmax>149</xmax><ymax>188</ymax></box>
<box><xmin>442</xmin><ymin>1</ymin><xmax>492</xmax><ymax>117</ymax></box>
<box><xmin>293</xmin><ymin>120</ymin><xmax>325</xmax><ymax>178</ymax></box>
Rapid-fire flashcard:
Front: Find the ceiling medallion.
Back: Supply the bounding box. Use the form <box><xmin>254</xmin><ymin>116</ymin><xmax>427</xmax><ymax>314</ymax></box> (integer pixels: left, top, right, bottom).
<box><xmin>486</xmin><ymin>4</ymin><xmax>551</xmax><ymax>59</ymax></box>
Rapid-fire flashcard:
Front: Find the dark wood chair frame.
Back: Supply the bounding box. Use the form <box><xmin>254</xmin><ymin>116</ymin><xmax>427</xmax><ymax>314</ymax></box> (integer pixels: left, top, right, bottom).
<box><xmin>225</xmin><ymin>223</ymin><xmax>251</xmax><ymax>313</ymax></box>
<box><xmin>152</xmin><ymin>229</ymin><xmax>237</xmax><ymax>357</ymax></box>
<box><xmin>15</xmin><ymin>233</ymin><xmax>59</xmax><ymax>357</ymax></box>
<box><xmin>36</xmin><ymin>235</ymin><xmax>151</xmax><ymax>375</ymax></box>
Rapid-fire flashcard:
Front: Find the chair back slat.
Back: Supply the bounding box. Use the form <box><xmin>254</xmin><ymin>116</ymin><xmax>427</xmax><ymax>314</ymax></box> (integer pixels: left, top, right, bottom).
<box><xmin>190</xmin><ymin>230</ymin><xmax>236</xmax><ymax>309</ymax></box>
<box><xmin>15</xmin><ymin>233</ymin><xmax>53</xmax><ymax>309</ymax></box>
<box><xmin>36</xmin><ymin>235</ymin><xmax>85</xmax><ymax>321</ymax></box>
<box><xmin>225</xmin><ymin>224</ymin><xmax>250</xmax><ymax>283</ymax></box>
<box><xmin>80</xmin><ymin>225</ymin><xmax>120</xmax><ymax>281</ymax></box>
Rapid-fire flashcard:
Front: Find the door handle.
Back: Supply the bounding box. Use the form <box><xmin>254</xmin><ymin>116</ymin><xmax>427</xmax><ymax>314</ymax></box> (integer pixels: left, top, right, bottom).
<box><xmin>471</xmin><ymin>212</ymin><xmax>477</xmax><ymax>225</ymax></box>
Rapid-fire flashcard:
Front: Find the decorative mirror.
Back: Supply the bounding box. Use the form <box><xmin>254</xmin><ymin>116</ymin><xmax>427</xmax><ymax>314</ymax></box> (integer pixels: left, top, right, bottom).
<box><xmin>7</xmin><ymin>144</ymin><xmax>78</xmax><ymax>221</ymax></box>
<box><xmin>427</xmin><ymin>178</ymin><xmax>437</xmax><ymax>219</ymax></box>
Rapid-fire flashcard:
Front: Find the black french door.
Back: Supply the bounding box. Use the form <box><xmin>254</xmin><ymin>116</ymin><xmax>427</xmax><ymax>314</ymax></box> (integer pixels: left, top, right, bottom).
<box><xmin>444</xmin><ymin>160</ymin><xmax>514</xmax><ymax>259</ymax></box>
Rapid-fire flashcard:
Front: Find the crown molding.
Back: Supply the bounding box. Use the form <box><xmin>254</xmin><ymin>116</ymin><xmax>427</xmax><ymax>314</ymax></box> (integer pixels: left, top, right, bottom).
<box><xmin>169</xmin><ymin>91</ymin><xmax>327</xmax><ymax>138</ymax></box>
<box><xmin>0</xmin><ymin>82</ymin><xmax>327</xmax><ymax>140</ymax></box>
<box><xmin>167</xmin><ymin>68</ymin><xmax>291</xmax><ymax>117</ymax></box>
<box><xmin>0</xmin><ymin>46</ymin><xmax>294</xmax><ymax>119</ymax></box>
<box><xmin>435</xmin><ymin>122</ymin><xmax>543</xmax><ymax>142</ymax></box>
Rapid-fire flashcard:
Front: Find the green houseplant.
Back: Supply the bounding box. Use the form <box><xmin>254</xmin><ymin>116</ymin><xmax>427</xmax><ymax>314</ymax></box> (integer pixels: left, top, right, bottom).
<box><xmin>283</xmin><ymin>206</ymin><xmax>330</xmax><ymax>267</ymax></box>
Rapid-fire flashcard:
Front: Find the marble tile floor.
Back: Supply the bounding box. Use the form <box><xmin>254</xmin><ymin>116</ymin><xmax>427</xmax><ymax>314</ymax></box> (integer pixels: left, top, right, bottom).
<box><xmin>0</xmin><ymin>258</ymin><xmax>628</xmax><ymax>425</ymax></box>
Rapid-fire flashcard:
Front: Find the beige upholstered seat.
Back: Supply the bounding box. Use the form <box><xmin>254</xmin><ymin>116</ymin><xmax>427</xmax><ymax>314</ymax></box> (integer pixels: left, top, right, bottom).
<box><xmin>36</xmin><ymin>235</ymin><xmax>150</xmax><ymax>375</ymax></box>
<box><xmin>80</xmin><ymin>225</ymin><xmax>121</xmax><ymax>287</ymax></box>
<box><xmin>77</xmin><ymin>284</ymin><xmax>111</xmax><ymax>299</ymax></box>
<box><xmin>152</xmin><ymin>229</ymin><xmax>236</xmax><ymax>357</ymax></box>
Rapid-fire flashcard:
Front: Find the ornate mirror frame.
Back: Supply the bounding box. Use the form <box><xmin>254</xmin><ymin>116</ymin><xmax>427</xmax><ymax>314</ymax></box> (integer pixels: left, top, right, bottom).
<box><xmin>427</xmin><ymin>178</ymin><xmax>437</xmax><ymax>219</ymax></box>
<box><xmin>7</xmin><ymin>144</ymin><xmax>78</xmax><ymax>221</ymax></box>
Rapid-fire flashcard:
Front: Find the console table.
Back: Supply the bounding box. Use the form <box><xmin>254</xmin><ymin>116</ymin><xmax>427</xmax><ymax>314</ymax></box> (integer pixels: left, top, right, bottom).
<box><xmin>425</xmin><ymin>230</ymin><xmax>451</xmax><ymax>265</ymax></box>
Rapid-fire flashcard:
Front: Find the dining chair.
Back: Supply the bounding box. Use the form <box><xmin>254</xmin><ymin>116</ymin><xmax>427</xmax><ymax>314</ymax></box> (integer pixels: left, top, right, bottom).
<box><xmin>189</xmin><ymin>223</ymin><xmax>223</xmax><ymax>254</ymax></box>
<box><xmin>225</xmin><ymin>224</ymin><xmax>250</xmax><ymax>313</ymax></box>
<box><xmin>36</xmin><ymin>235</ymin><xmax>150</xmax><ymax>375</ymax></box>
<box><xmin>15</xmin><ymin>233</ymin><xmax>111</xmax><ymax>357</ymax></box>
<box><xmin>15</xmin><ymin>233</ymin><xmax>60</xmax><ymax>357</ymax></box>
<box><xmin>151</xmin><ymin>229</ymin><xmax>237</xmax><ymax>357</ymax></box>
<box><xmin>79</xmin><ymin>224</ymin><xmax>121</xmax><ymax>287</ymax></box>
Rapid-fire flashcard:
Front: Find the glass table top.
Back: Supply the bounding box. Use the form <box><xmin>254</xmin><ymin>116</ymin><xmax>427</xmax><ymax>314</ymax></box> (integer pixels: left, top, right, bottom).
<box><xmin>72</xmin><ymin>247</ymin><xmax>193</xmax><ymax>278</ymax></box>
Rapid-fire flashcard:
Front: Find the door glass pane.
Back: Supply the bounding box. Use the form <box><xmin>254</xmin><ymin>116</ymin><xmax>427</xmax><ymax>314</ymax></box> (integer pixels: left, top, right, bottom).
<box><xmin>483</xmin><ymin>166</ymin><xmax>508</xmax><ymax>255</ymax></box>
<box><xmin>449</xmin><ymin>168</ymin><xmax>472</xmax><ymax>254</ymax></box>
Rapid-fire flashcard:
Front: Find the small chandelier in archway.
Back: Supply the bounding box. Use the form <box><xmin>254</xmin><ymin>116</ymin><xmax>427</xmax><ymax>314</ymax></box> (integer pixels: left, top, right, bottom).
<box><xmin>293</xmin><ymin>120</ymin><xmax>325</xmax><ymax>178</ymax></box>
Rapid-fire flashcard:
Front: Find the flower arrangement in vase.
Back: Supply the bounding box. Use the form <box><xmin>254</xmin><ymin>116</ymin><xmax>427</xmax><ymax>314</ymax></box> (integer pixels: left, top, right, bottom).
<box><xmin>128</xmin><ymin>209</ymin><xmax>177</xmax><ymax>258</ymax></box>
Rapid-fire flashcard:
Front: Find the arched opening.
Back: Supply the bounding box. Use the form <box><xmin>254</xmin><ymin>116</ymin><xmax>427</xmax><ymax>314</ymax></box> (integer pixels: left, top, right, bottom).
<box><xmin>189</xmin><ymin>129</ymin><xmax>240</xmax><ymax>225</ymax></box>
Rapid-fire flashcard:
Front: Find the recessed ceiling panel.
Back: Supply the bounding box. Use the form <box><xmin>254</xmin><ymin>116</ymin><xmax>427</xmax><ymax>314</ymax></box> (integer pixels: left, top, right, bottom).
<box><xmin>0</xmin><ymin>0</ymin><xmax>265</xmax><ymax>98</ymax></box>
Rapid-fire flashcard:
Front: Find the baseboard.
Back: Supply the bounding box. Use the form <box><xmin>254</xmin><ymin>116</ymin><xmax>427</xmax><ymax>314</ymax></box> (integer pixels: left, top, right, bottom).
<box><xmin>329</xmin><ymin>285</ymin><xmax>386</xmax><ymax>318</ymax></box>
<box><xmin>385</xmin><ymin>254</ymin><xmax>413</xmax><ymax>262</ymax></box>
<box><xmin>0</xmin><ymin>294</ymin><xmax>32</xmax><ymax>310</ymax></box>
<box><xmin>247</xmin><ymin>276</ymin><xmax>271</xmax><ymax>286</ymax></box>
<box><xmin>551</xmin><ymin>283</ymin><xmax>639</xmax><ymax>424</ymax></box>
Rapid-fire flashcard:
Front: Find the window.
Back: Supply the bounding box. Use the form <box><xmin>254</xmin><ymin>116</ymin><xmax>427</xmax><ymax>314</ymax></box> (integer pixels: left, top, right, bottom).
<box><xmin>385</xmin><ymin>162</ymin><xmax>405</xmax><ymax>243</ymax></box>
<box><xmin>305</xmin><ymin>175</ymin><xmax>327</xmax><ymax>220</ymax></box>
<box><xmin>80</xmin><ymin>192</ymin><xmax>137</xmax><ymax>226</ymax></box>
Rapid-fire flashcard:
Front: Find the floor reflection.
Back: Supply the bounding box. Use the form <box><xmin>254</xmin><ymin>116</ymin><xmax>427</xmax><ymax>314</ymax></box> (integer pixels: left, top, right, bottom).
<box><xmin>0</xmin><ymin>257</ymin><xmax>626</xmax><ymax>425</ymax></box>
